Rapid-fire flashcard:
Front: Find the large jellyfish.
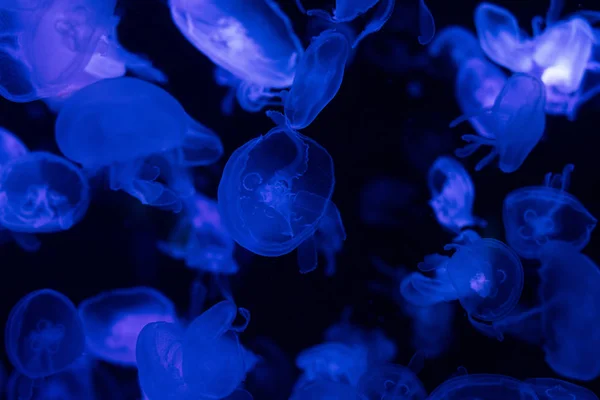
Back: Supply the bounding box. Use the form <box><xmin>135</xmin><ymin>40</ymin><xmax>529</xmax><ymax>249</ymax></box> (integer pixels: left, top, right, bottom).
<box><xmin>55</xmin><ymin>77</ymin><xmax>223</xmax><ymax>212</ymax></box>
<box><xmin>428</xmin><ymin>374</ymin><xmax>539</xmax><ymax>400</ymax></box>
<box><xmin>218</xmin><ymin>124</ymin><xmax>345</xmax><ymax>274</ymax></box>
<box><xmin>169</xmin><ymin>0</ymin><xmax>303</xmax><ymax>114</ymax></box>
<box><xmin>503</xmin><ymin>164</ymin><xmax>596</xmax><ymax>259</ymax></box>
<box><xmin>78</xmin><ymin>287</ymin><xmax>177</xmax><ymax>367</ymax></box>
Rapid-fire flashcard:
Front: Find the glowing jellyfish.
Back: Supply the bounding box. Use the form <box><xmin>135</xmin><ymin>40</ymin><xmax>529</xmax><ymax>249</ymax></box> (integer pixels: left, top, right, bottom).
<box><xmin>428</xmin><ymin>26</ymin><xmax>483</xmax><ymax>67</ymax></box>
<box><xmin>0</xmin><ymin>127</ymin><xmax>28</xmax><ymax>168</ymax></box>
<box><xmin>169</xmin><ymin>0</ymin><xmax>303</xmax><ymax>113</ymax></box>
<box><xmin>5</xmin><ymin>289</ymin><xmax>85</xmax><ymax>379</ymax></box>
<box><xmin>296</xmin><ymin>343</ymin><xmax>368</xmax><ymax>387</ymax></box>
<box><xmin>218</xmin><ymin>124</ymin><xmax>345</xmax><ymax>274</ymax></box>
<box><xmin>450</xmin><ymin>73</ymin><xmax>546</xmax><ymax>173</ymax></box>
<box><xmin>503</xmin><ymin>164</ymin><xmax>596</xmax><ymax>259</ymax></box>
<box><xmin>357</xmin><ymin>362</ymin><xmax>426</xmax><ymax>400</ymax></box>
<box><xmin>428</xmin><ymin>156</ymin><xmax>485</xmax><ymax>233</ymax></box>
<box><xmin>290</xmin><ymin>380</ymin><xmax>362</xmax><ymax>400</ymax></box>
<box><xmin>55</xmin><ymin>77</ymin><xmax>223</xmax><ymax>212</ymax></box>
<box><xmin>0</xmin><ymin>152</ymin><xmax>89</xmax><ymax>235</ymax></box>
<box><xmin>78</xmin><ymin>287</ymin><xmax>176</xmax><ymax>367</ymax></box>
<box><xmin>0</xmin><ymin>0</ymin><xmax>164</xmax><ymax>103</ymax></box>
<box><xmin>428</xmin><ymin>374</ymin><xmax>539</xmax><ymax>400</ymax></box>
<box><xmin>525</xmin><ymin>378</ymin><xmax>599</xmax><ymax>400</ymax></box>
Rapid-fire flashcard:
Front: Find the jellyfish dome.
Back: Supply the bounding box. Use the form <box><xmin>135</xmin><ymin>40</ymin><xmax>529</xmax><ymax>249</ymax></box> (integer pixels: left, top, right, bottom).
<box><xmin>0</xmin><ymin>152</ymin><xmax>89</xmax><ymax>233</ymax></box>
<box><xmin>0</xmin><ymin>127</ymin><xmax>28</xmax><ymax>168</ymax></box>
<box><xmin>296</xmin><ymin>342</ymin><xmax>368</xmax><ymax>386</ymax></box>
<box><xmin>55</xmin><ymin>77</ymin><xmax>223</xmax><ymax>212</ymax></box>
<box><xmin>78</xmin><ymin>287</ymin><xmax>177</xmax><ymax>367</ymax></box>
<box><xmin>5</xmin><ymin>289</ymin><xmax>86</xmax><ymax>379</ymax></box>
<box><xmin>428</xmin><ymin>374</ymin><xmax>539</xmax><ymax>400</ymax></box>
<box><xmin>218</xmin><ymin>124</ymin><xmax>344</xmax><ymax>273</ymax></box>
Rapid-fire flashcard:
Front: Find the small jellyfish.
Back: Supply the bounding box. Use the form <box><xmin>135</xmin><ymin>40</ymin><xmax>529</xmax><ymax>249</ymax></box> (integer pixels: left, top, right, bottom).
<box><xmin>296</xmin><ymin>343</ymin><xmax>368</xmax><ymax>387</ymax></box>
<box><xmin>5</xmin><ymin>289</ymin><xmax>85</xmax><ymax>380</ymax></box>
<box><xmin>450</xmin><ymin>73</ymin><xmax>546</xmax><ymax>173</ymax></box>
<box><xmin>525</xmin><ymin>378</ymin><xmax>599</xmax><ymax>400</ymax></box>
<box><xmin>169</xmin><ymin>0</ymin><xmax>304</xmax><ymax>113</ymax></box>
<box><xmin>290</xmin><ymin>379</ymin><xmax>363</xmax><ymax>400</ymax></box>
<box><xmin>159</xmin><ymin>193</ymin><xmax>239</xmax><ymax>275</ymax></box>
<box><xmin>503</xmin><ymin>164</ymin><xmax>596</xmax><ymax>259</ymax></box>
<box><xmin>357</xmin><ymin>362</ymin><xmax>427</xmax><ymax>400</ymax></box>
<box><xmin>428</xmin><ymin>156</ymin><xmax>486</xmax><ymax>233</ymax></box>
<box><xmin>55</xmin><ymin>77</ymin><xmax>223</xmax><ymax>212</ymax></box>
<box><xmin>78</xmin><ymin>287</ymin><xmax>177</xmax><ymax>367</ymax></box>
<box><xmin>428</xmin><ymin>374</ymin><xmax>539</xmax><ymax>400</ymax></box>
<box><xmin>218</xmin><ymin>124</ymin><xmax>345</xmax><ymax>274</ymax></box>
<box><xmin>0</xmin><ymin>152</ymin><xmax>89</xmax><ymax>235</ymax></box>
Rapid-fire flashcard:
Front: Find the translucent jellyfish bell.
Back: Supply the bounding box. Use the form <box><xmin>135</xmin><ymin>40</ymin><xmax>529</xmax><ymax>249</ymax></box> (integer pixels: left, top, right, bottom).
<box><xmin>357</xmin><ymin>362</ymin><xmax>427</xmax><ymax>400</ymax></box>
<box><xmin>428</xmin><ymin>156</ymin><xmax>485</xmax><ymax>233</ymax></box>
<box><xmin>0</xmin><ymin>152</ymin><xmax>89</xmax><ymax>233</ymax></box>
<box><xmin>503</xmin><ymin>164</ymin><xmax>596</xmax><ymax>259</ymax></box>
<box><xmin>450</xmin><ymin>73</ymin><xmax>546</xmax><ymax>173</ymax></box>
<box><xmin>428</xmin><ymin>374</ymin><xmax>539</xmax><ymax>400</ymax></box>
<box><xmin>218</xmin><ymin>125</ymin><xmax>345</xmax><ymax>274</ymax></box>
<box><xmin>5</xmin><ymin>289</ymin><xmax>85</xmax><ymax>379</ymax></box>
<box><xmin>169</xmin><ymin>0</ymin><xmax>303</xmax><ymax>113</ymax></box>
<box><xmin>525</xmin><ymin>378</ymin><xmax>599</xmax><ymax>400</ymax></box>
<box><xmin>428</xmin><ymin>26</ymin><xmax>483</xmax><ymax>68</ymax></box>
<box><xmin>296</xmin><ymin>343</ymin><xmax>368</xmax><ymax>386</ymax></box>
<box><xmin>55</xmin><ymin>77</ymin><xmax>223</xmax><ymax>212</ymax></box>
<box><xmin>78</xmin><ymin>287</ymin><xmax>177</xmax><ymax>367</ymax></box>
<box><xmin>0</xmin><ymin>127</ymin><xmax>28</xmax><ymax>168</ymax></box>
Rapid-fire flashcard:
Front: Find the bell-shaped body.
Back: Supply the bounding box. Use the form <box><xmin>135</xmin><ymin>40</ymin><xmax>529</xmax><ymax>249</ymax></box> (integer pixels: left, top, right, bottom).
<box><xmin>428</xmin><ymin>156</ymin><xmax>485</xmax><ymax>233</ymax></box>
<box><xmin>159</xmin><ymin>193</ymin><xmax>239</xmax><ymax>274</ymax></box>
<box><xmin>451</xmin><ymin>73</ymin><xmax>546</xmax><ymax>173</ymax></box>
<box><xmin>290</xmin><ymin>380</ymin><xmax>363</xmax><ymax>400</ymax></box>
<box><xmin>428</xmin><ymin>374</ymin><xmax>539</xmax><ymax>400</ymax></box>
<box><xmin>525</xmin><ymin>378</ymin><xmax>599</xmax><ymax>400</ymax></box>
<box><xmin>5</xmin><ymin>289</ymin><xmax>85</xmax><ymax>379</ymax></box>
<box><xmin>0</xmin><ymin>127</ymin><xmax>28</xmax><ymax>168</ymax></box>
<box><xmin>282</xmin><ymin>30</ymin><xmax>350</xmax><ymax>130</ymax></box>
<box><xmin>296</xmin><ymin>343</ymin><xmax>368</xmax><ymax>386</ymax></box>
<box><xmin>503</xmin><ymin>164</ymin><xmax>596</xmax><ymax>259</ymax></box>
<box><xmin>0</xmin><ymin>152</ymin><xmax>89</xmax><ymax>233</ymax></box>
<box><xmin>357</xmin><ymin>363</ymin><xmax>426</xmax><ymax>400</ymax></box>
<box><xmin>78</xmin><ymin>287</ymin><xmax>176</xmax><ymax>367</ymax></box>
<box><xmin>218</xmin><ymin>124</ymin><xmax>344</xmax><ymax>274</ymax></box>
<box><xmin>55</xmin><ymin>77</ymin><xmax>223</xmax><ymax>212</ymax></box>
<box><xmin>428</xmin><ymin>26</ymin><xmax>483</xmax><ymax>68</ymax></box>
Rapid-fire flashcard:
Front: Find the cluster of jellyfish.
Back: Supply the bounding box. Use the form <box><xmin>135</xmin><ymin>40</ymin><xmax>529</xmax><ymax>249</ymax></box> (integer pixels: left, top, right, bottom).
<box><xmin>0</xmin><ymin>0</ymin><xmax>599</xmax><ymax>398</ymax></box>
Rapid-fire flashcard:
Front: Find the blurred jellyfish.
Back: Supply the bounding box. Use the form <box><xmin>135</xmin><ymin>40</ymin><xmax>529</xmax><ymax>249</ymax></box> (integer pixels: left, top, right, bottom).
<box><xmin>5</xmin><ymin>289</ymin><xmax>85</xmax><ymax>382</ymax></box>
<box><xmin>450</xmin><ymin>73</ymin><xmax>546</xmax><ymax>173</ymax></box>
<box><xmin>428</xmin><ymin>374</ymin><xmax>539</xmax><ymax>400</ymax></box>
<box><xmin>55</xmin><ymin>77</ymin><xmax>223</xmax><ymax>212</ymax></box>
<box><xmin>360</xmin><ymin>177</ymin><xmax>418</xmax><ymax>226</ymax></box>
<box><xmin>290</xmin><ymin>379</ymin><xmax>363</xmax><ymax>400</ymax></box>
<box><xmin>244</xmin><ymin>338</ymin><xmax>295</xmax><ymax>400</ymax></box>
<box><xmin>78</xmin><ymin>287</ymin><xmax>177</xmax><ymax>367</ymax></box>
<box><xmin>218</xmin><ymin>124</ymin><xmax>345</xmax><ymax>274</ymax></box>
<box><xmin>159</xmin><ymin>193</ymin><xmax>239</xmax><ymax>275</ymax></box>
<box><xmin>169</xmin><ymin>0</ymin><xmax>303</xmax><ymax>114</ymax></box>
<box><xmin>503</xmin><ymin>164</ymin><xmax>596</xmax><ymax>259</ymax></box>
<box><xmin>357</xmin><ymin>360</ymin><xmax>427</xmax><ymax>400</ymax></box>
<box><xmin>0</xmin><ymin>0</ymin><xmax>164</xmax><ymax>104</ymax></box>
<box><xmin>296</xmin><ymin>343</ymin><xmax>368</xmax><ymax>387</ymax></box>
<box><xmin>525</xmin><ymin>378</ymin><xmax>599</xmax><ymax>400</ymax></box>
<box><xmin>428</xmin><ymin>26</ymin><xmax>483</xmax><ymax>68</ymax></box>
<box><xmin>428</xmin><ymin>156</ymin><xmax>485</xmax><ymax>233</ymax></box>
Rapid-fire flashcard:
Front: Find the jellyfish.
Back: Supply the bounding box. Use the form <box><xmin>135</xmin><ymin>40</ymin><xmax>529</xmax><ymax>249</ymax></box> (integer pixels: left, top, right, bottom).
<box><xmin>159</xmin><ymin>193</ymin><xmax>239</xmax><ymax>275</ymax></box>
<box><xmin>525</xmin><ymin>378</ymin><xmax>599</xmax><ymax>400</ymax></box>
<box><xmin>296</xmin><ymin>343</ymin><xmax>368</xmax><ymax>387</ymax></box>
<box><xmin>0</xmin><ymin>0</ymin><xmax>165</xmax><ymax>103</ymax></box>
<box><xmin>55</xmin><ymin>77</ymin><xmax>223</xmax><ymax>213</ymax></box>
<box><xmin>169</xmin><ymin>0</ymin><xmax>303</xmax><ymax>113</ymax></box>
<box><xmin>357</xmin><ymin>361</ymin><xmax>427</xmax><ymax>400</ymax></box>
<box><xmin>360</xmin><ymin>177</ymin><xmax>418</xmax><ymax>226</ymax></box>
<box><xmin>290</xmin><ymin>379</ymin><xmax>363</xmax><ymax>400</ymax></box>
<box><xmin>78</xmin><ymin>287</ymin><xmax>177</xmax><ymax>367</ymax></box>
<box><xmin>503</xmin><ymin>164</ymin><xmax>596</xmax><ymax>259</ymax></box>
<box><xmin>428</xmin><ymin>26</ymin><xmax>483</xmax><ymax>67</ymax></box>
<box><xmin>244</xmin><ymin>338</ymin><xmax>295</xmax><ymax>400</ymax></box>
<box><xmin>428</xmin><ymin>156</ymin><xmax>486</xmax><ymax>233</ymax></box>
<box><xmin>428</xmin><ymin>374</ymin><xmax>539</xmax><ymax>400</ymax></box>
<box><xmin>403</xmin><ymin>299</ymin><xmax>455</xmax><ymax>359</ymax></box>
<box><xmin>5</xmin><ymin>289</ymin><xmax>85</xmax><ymax>381</ymax></box>
<box><xmin>217</xmin><ymin>124</ymin><xmax>345</xmax><ymax>274</ymax></box>
<box><xmin>0</xmin><ymin>152</ymin><xmax>90</xmax><ymax>239</ymax></box>
<box><xmin>450</xmin><ymin>73</ymin><xmax>546</xmax><ymax>173</ymax></box>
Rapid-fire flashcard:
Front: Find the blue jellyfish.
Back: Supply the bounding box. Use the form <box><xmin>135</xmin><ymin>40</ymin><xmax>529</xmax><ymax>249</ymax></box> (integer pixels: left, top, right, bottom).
<box><xmin>0</xmin><ymin>0</ymin><xmax>164</xmax><ymax>103</ymax></box>
<box><xmin>360</xmin><ymin>177</ymin><xmax>418</xmax><ymax>226</ymax></box>
<box><xmin>218</xmin><ymin>124</ymin><xmax>345</xmax><ymax>274</ymax></box>
<box><xmin>428</xmin><ymin>26</ymin><xmax>483</xmax><ymax>67</ymax></box>
<box><xmin>78</xmin><ymin>287</ymin><xmax>177</xmax><ymax>367</ymax></box>
<box><xmin>525</xmin><ymin>378</ymin><xmax>599</xmax><ymax>400</ymax></box>
<box><xmin>5</xmin><ymin>289</ymin><xmax>86</xmax><ymax>380</ymax></box>
<box><xmin>357</xmin><ymin>360</ymin><xmax>427</xmax><ymax>400</ymax></box>
<box><xmin>244</xmin><ymin>338</ymin><xmax>295</xmax><ymax>400</ymax></box>
<box><xmin>0</xmin><ymin>152</ymin><xmax>89</xmax><ymax>236</ymax></box>
<box><xmin>169</xmin><ymin>0</ymin><xmax>303</xmax><ymax>113</ymax></box>
<box><xmin>290</xmin><ymin>379</ymin><xmax>363</xmax><ymax>400</ymax></box>
<box><xmin>159</xmin><ymin>193</ymin><xmax>239</xmax><ymax>275</ymax></box>
<box><xmin>428</xmin><ymin>374</ymin><xmax>539</xmax><ymax>400</ymax></box>
<box><xmin>403</xmin><ymin>299</ymin><xmax>455</xmax><ymax>359</ymax></box>
<box><xmin>0</xmin><ymin>127</ymin><xmax>28</xmax><ymax>168</ymax></box>
<box><xmin>296</xmin><ymin>343</ymin><xmax>368</xmax><ymax>387</ymax></box>
<box><xmin>428</xmin><ymin>156</ymin><xmax>485</xmax><ymax>233</ymax></box>
<box><xmin>450</xmin><ymin>73</ymin><xmax>546</xmax><ymax>173</ymax></box>
<box><xmin>503</xmin><ymin>164</ymin><xmax>596</xmax><ymax>259</ymax></box>
<box><xmin>55</xmin><ymin>77</ymin><xmax>223</xmax><ymax>212</ymax></box>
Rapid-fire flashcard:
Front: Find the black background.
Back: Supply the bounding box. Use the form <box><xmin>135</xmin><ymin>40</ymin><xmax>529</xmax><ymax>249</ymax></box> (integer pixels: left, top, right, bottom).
<box><xmin>0</xmin><ymin>0</ymin><xmax>599</xmax><ymax>397</ymax></box>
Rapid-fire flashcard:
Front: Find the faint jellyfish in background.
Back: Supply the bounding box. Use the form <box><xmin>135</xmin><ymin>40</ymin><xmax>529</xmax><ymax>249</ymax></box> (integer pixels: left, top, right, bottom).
<box><xmin>290</xmin><ymin>379</ymin><xmax>363</xmax><ymax>400</ymax></box>
<box><xmin>450</xmin><ymin>73</ymin><xmax>546</xmax><ymax>173</ymax></box>
<box><xmin>428</xmin><ymin>156</ymin><xmax>486</xmax><ymax>233</ymax></box>
<box><xmin>0</xmin><ymin>152</ymin><xmax>90</xmax><ymax>250</ymax></box>
<box><xmin>503</xmin><ymin>164</ymin><xmax>596</xmax><ymax>259</ymax></box>
<box><xmin>360</xmin><ymin>177</ymin><xmax>418</xmax><ymax>226</ymax></box>
<box><xmin>55</xmin><ymin>77</ymin><xmax>223</xmax><ymax>213</ymax></box>
<box><xmin>78</xmin><ymin>287</ymin><xmax>177</xmax><ymax>367</ymax></box>
<box><xmin>169</xmin><ymin>0</ymin><xmax>304</xmax><ymax>114</ymax></box>
<box><xmin>357</xmin><ymin>356</ymin><xmax>427</xmax><ymax>400</ymax></box>
<box><xmin>427</xmin><ymin>374</ymin><xmax>539</xmax><ymax>400</ymax></box>
<box><xmin>159</xmin><ymin>193</ymin><xmax>240</xmax><ymax>275</ymax></box>
<box><xmin>5</xmin><ymin>289</ymin><xmax>86</xmax><ymax>386</ymax></box>
<box><xmin>218</xmin><ymin>124</ymin><xmax>345</xmax><ymax>274</ymax></box>
<box><xmin>428</xmin><ymin>26</ymin><xmax>483</xmax><ymax>69</ymax></box>
<box><xmin>525</xmin><ymin>378</ymin><xmax>599</xmax><ymax>400</ymax></box>
<box><xmin>0</xmin><ymin>0</ymin><xmax>165</xmax><ymax>104</ymax></box>
<box><xmin>244</xmin><ymin>338</ymin><xmax>296</xmax><ymax>400</ymax></box>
